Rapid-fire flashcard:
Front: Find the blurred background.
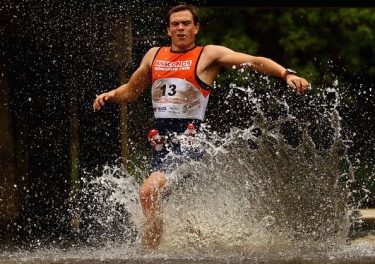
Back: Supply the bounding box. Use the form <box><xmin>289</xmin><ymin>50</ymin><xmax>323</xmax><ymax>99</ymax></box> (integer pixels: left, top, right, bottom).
<box><xmin>0</xmin><ymin>0</ymin><xmax>374</xmax><ymax>245</ymax></box>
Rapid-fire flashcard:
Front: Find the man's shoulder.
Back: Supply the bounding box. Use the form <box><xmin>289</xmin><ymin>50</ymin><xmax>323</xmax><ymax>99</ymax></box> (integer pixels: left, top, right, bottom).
<box><xmin>144</xmin><ymin>47</ymin><xmax>161</xmax><ymax>62</ymax></box>
<box><xmin>202</xmin><ymin>44</ymin><xmax>229</xmax><ymax>53</ymax></box>
<box><xmin>148</xmin><ymin>46</ymin><xmax>161</xmax><ymax>53</ymax></box>
<box><xmin>202</xmin><ymin>44</ymin><xmax>218</xmax><ymax>50</ymax></box>
<box><xmin>202</xmin><ymin>45</ymin><xmax>231</xmax><ymax>58</ymax></box>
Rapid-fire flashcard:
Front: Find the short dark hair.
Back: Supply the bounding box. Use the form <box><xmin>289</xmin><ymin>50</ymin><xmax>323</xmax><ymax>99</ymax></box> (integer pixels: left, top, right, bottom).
<box><xmin>166</xmin><ymin>4</ymin><xmax>199</xmax><ymax>26</ymax></box>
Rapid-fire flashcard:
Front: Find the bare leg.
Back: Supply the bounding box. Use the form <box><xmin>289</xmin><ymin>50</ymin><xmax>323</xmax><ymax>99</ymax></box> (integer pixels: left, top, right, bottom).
<box><xmin>139</xmin><ymin>171</ymin><xmax>167</xmax><ymax>249</ymax></box>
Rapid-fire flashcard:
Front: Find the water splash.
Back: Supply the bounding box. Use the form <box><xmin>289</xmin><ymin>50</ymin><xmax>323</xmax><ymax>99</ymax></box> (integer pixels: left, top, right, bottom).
<box><xmin>159</xmin><ymin>111</ymin><xmax>353</xmax><ymax>256</ymax></box>
<box><xmin>72</xmin><ymin>94</ymin><xmax>355</xmax><ymax>260</ymax></box>
<box><xmin>74</xmin><ymin>165</ymin><xmax>141</xmax><ymax>246</ymax></box>
<box><xmin>0</xmin><ymin>85</ymin><xmax>372</xmax><ymax>263</ymax></box>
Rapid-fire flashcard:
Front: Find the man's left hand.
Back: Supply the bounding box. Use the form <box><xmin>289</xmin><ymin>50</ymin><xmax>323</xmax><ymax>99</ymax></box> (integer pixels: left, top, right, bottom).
<box><xmin>286</xmin><ymin>75</ymin><xmax>311</xmax><ymax>94</ymax></box>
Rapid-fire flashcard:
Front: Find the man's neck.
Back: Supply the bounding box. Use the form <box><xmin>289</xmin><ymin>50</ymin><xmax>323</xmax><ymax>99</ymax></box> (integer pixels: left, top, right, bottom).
<box><xmin>170</xmin><ymin>43</ymin><xmax>196</xmax><ymax>53</ymax></box>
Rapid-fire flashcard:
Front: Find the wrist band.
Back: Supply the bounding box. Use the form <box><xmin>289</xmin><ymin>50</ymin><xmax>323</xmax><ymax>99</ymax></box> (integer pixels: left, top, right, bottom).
<box><xmin>281</xmin><ymin>70</ymin><xmax>286</xmax><ymax>79</ymax></box>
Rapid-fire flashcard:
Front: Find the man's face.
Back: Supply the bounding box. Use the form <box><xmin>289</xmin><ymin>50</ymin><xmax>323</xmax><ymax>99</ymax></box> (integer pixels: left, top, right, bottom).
<box><xmin>167</xmin><ymin>10</ymin><xmax>200</xmax><ymax>51</ymax></box>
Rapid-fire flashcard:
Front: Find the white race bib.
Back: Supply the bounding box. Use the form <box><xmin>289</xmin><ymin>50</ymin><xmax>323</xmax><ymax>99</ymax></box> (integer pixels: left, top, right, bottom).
<box><xmin>152</xmin><ymin>78</ymin><xmax>209</xmax><ymax>120</ymax></box>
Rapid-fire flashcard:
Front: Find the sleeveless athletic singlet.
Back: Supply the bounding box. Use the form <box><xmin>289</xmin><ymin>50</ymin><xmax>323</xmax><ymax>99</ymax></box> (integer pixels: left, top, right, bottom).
<box><xmin>151</xmin><ymin>46</ymin><xmax>211</xmax><ymax>121</ymax></box>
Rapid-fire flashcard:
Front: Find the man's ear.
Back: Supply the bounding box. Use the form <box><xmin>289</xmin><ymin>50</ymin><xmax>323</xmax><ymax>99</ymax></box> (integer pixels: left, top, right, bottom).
<box><xmin>195</xmin><ymin>23</ymin><xmax>200</xmax><ymax>34</ymax></box>
<box><xmin>167</xmin><ymin>26</ymin><xmax>171</xmax><ymax>37</ymax></box>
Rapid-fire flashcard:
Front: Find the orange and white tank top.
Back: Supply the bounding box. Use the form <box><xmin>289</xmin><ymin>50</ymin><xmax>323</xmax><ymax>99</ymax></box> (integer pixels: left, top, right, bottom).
<box><xmin>151</xmin><ymin>46</ymin><xmax>211</xmax><ymax>120</ymax></box>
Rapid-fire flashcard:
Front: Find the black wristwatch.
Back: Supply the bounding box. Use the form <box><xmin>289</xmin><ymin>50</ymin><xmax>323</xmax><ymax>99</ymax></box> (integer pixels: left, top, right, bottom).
<box><xmin>282</xmin><ymin>68</ymin><xmax>297</xmax><ymax>80</ymax></box>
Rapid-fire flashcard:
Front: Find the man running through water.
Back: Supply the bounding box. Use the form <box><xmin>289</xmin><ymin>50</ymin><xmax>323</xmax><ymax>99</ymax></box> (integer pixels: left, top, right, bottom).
<box><xmin>93</xmin><ymin>4</ymin><xmax>310</xmax><ymax>249</ymax></box>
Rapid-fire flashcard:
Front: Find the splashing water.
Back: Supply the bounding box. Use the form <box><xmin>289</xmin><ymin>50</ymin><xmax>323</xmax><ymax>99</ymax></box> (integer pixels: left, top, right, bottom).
<box><xmin>3</xmin><ymin>84</ymin><xmax>373</xmax><ymax>264</ymax></box>
<box><xmin>158</xmin><ymin>112</ymin><xmax>352</xmax><ymax>256</ymax></box>
<box><xmin>65</xmin><ymin>87</ymin><xmax>360</xmax><ymax>262</ymax></box>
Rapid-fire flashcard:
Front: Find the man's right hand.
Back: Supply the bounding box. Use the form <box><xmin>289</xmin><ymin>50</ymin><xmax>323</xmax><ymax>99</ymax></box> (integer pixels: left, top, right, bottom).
<box><xmin>93</xmin><ymin>92</ymin><xmax>112</xmax><ymax>111</ymax></box>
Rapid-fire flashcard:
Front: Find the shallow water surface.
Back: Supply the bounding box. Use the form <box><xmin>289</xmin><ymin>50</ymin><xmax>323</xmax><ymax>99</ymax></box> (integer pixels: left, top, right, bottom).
<box><xmin>1</xmin><ymin>235</ymin><xmax>375</xmax><ymax>264</ymax></box>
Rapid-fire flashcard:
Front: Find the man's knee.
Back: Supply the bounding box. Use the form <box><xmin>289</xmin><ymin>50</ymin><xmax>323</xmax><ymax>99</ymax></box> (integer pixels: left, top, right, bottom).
<box><xmin>139</xmin><ymin>172</ymin><xmax>167</xmax><ymax>202</ymax></box>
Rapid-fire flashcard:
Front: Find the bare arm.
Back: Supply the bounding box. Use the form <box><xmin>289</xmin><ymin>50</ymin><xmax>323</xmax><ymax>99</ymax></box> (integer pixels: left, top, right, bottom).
<box><xmin>93</xmin><ymin>47</ymin><xmax>158</xmax><ymax>110</ymax></box>
<box><xmin>204</xmin><ymin>45</ymin><xmax>310</xmax><ymax>94</ymax></box>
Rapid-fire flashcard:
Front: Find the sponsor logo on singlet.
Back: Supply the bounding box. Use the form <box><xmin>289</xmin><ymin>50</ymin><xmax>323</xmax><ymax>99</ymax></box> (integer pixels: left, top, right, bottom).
<box><xmin>154</xmin><ymin>60</ymin><xmax>192</xmax><ymax>71</ymax></box>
